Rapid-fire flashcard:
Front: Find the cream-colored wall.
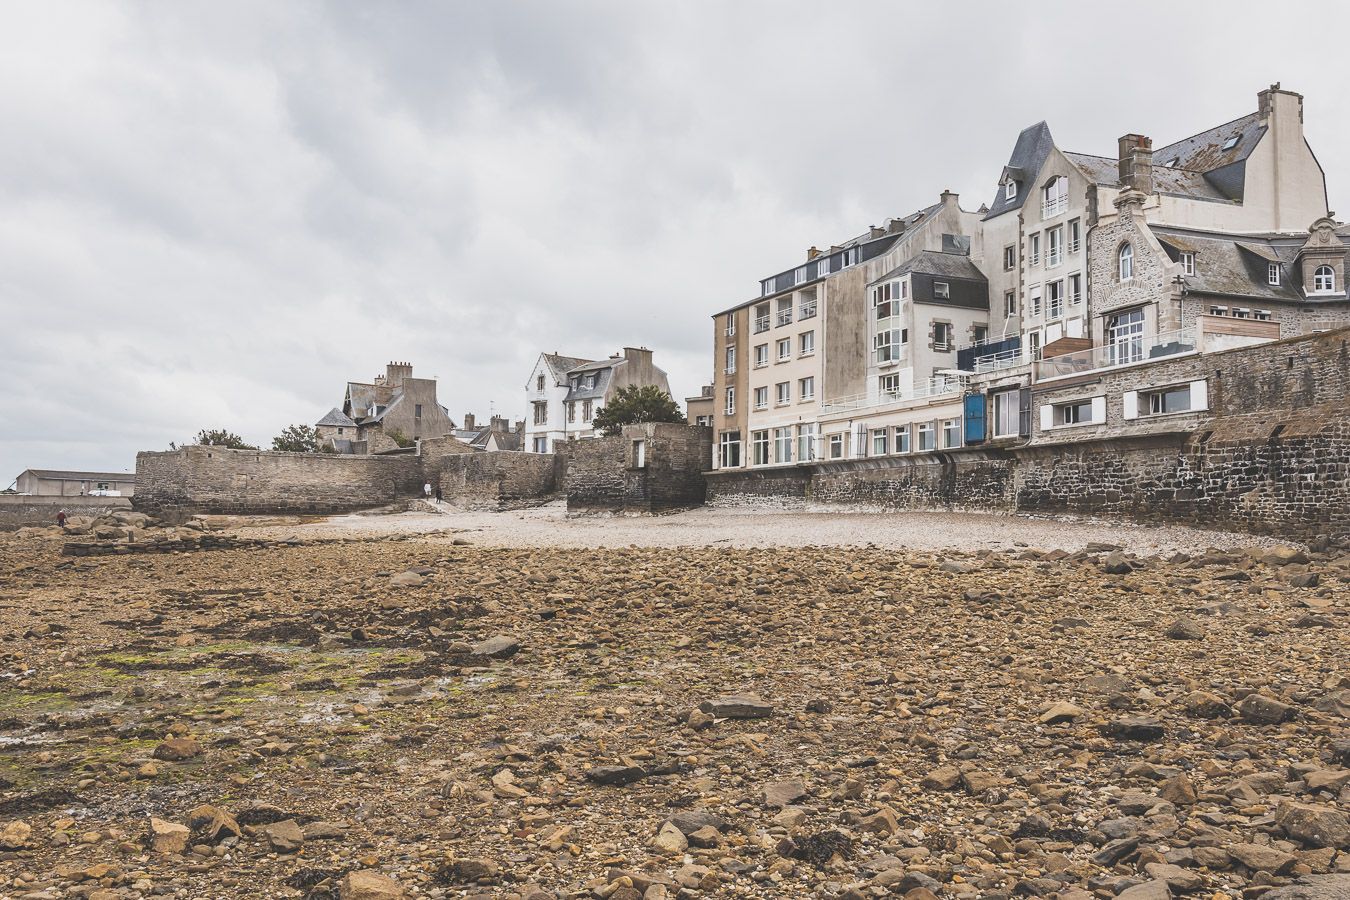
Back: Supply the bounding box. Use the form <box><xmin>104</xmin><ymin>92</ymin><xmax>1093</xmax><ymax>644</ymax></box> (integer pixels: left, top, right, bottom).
<box><xmin>745</xmin><ymin>294</ymin><xmax>822</xmax><ymax>445</ymax></box>
<box><xmin>1019</xmin><ymin>149</ymin><xmax>1092</xmax><ymax>347</ymax></box>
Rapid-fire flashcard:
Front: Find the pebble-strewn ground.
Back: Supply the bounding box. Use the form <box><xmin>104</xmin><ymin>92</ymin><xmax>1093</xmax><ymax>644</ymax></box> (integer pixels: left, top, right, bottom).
<box><xmin>0</xmin><ymin>511</ymin><xmax>1346</xmax><ymax>900</ymax></box>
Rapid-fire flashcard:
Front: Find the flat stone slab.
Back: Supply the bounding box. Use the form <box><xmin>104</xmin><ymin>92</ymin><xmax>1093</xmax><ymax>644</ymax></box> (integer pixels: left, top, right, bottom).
<box><xmin>699</xmin><ymin>695</ymin><xmax>774</xmax><ymax>719</ymax></box>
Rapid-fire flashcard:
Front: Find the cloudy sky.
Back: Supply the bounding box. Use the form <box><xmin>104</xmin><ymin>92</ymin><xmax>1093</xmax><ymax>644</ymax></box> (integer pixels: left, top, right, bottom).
<box><xmin>3</xmin><ymin>1</ymin><xmax>1348</xmax><ymax>481</ymax></box>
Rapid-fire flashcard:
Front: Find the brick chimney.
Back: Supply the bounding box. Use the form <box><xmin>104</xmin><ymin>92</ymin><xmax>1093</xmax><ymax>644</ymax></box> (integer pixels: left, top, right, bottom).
<box><xmin>489</xmin><ymin>415</ymin><xmax>508</xmax><ymax>433</ymax></box>
<box><xmin>806</xmin><ymin>246</ymin><xmax>821</xmax><ymax>260</ymax></box>
<box><xmin>385</xmin><ymin>361</ymin><xmax>413</xmax><ymax>387</ymax></box>
<box><xmin>1117</xmin><ymin>134</ymin><xmax>1153</xmax><ymax>195</ymax></box>
<box><xmin>869</xmin><ymin>225</ymin><xmax>886</xmax><ymax>239</ymax></box>
<box><xmin>514</xmin><ymin>419</ymin><xmax>525</xmax><ymax>434</ymax></box>
<box><xmin>463</xmin><ymin>413</ymin><xmax>475</xmax><ymax>432</ymax></box>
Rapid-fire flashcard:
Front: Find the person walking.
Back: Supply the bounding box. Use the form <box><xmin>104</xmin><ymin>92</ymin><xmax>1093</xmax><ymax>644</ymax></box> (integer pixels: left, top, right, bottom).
<box><xmin>56</xmin><ymin>510</ymin><xmax>68</xmax><ymax>529</ymax></box>
<box><xmin>434</xmin><ymin>485</ymin><xmax>443</xmax><ymax>505</ymax></box>
<box><xmin>423</xmin><ymin>481</ymin><xmax>432</xmax><ymax>502</ymax></box>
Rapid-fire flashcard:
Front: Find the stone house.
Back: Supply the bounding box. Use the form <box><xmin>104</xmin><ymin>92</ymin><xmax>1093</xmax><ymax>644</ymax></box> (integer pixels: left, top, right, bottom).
<box><xmin>685</xmin><ymin>385</ymin><xmax>714</xmax><ymax>427</ymax></box>
<box><xmin>317</xmin><ymin>362</ymin><xmax>456</xmax><ymax>453</ymax></box>
<box><xmin>13</xmin><ymin>469</ymin><xmax>136</xmax><ymax>497</ymax></box>
<box><xmin>524</xmin><ymin>348</ymin><xmax>671</xmax><ymax>453</ymax></box>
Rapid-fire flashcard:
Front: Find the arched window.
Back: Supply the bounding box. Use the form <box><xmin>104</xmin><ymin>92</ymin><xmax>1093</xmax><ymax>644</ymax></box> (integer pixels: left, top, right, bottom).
<box><xmin>1314</xmin><ymin>265</ymin><xmax>1335</xmax><ymax>293</ymax></box>
<box><xmin>1119</xmin><ymin>243</ymin><xmax>1134</xmax><ymax>281</ymax></box>
<box><xmin>1042</xmin><ymin>176</ymin><xmax>1068</xmax><ymax>216</ymax></box>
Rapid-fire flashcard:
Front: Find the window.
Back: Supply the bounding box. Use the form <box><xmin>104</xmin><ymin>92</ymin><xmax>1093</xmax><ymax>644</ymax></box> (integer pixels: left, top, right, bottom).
<box><xmin>773</xmin><ymin>427</ymin><xmax>793</xmax><ymax>463</ymax></box>
<box><xmin>1004</xmin><ymin>246</ymin><xmax>1016</xmax><ymax>270</ymax></box>
<box><xmin>815</xmin><ymin>258</ymin><xmax>830</xmax><ymax>279</ymax></box>
<box><xmin>536</xmin><ymin>375</ymin><xmax>545</xmax><ymax>391</ymax></box>
<box><xmin>873</xmin><ymin>281</ymin><xmax>903</xmax><ymax>318</ymax></box>
<box><xmin>1148</xmin><ymin>385</ymin><xmax>1191</xmax><ymax>415</ymax></box>
<box><xmin>1314</xmin><ymin>265</ymin><xmax>1336</xmax><ymax>293</ymax></box>
<box><xmin>775</xmin><ymin>381</ymin><xmax>791</xmax><ymax>405</ymax></box>
<box><xmin>415</xmin><ymin>404</ymin><xmax>423</xmax><ymax>418</ymax></box>
<box><xmin>724</xmin><ymin>313</ymin><xmax>736</xmax><ymax>337</ymax></box>
<box><xmin>1054</xmin><ymin>400</ymin><xmax>1095</xmax><ymax>425</ymax></box>
<box><xmin>1209</xmin><ymin>305</ymin><xmax>1228</xmax><ymax>316</ymax></box>
<box><xmin>631</xmin><ymin>440</ymin><xmax>646</xmax><ymax>469</ymax></box>
<box><xmin>828</xmin><ymin>433</ymin><xmax>845</xmax><ymax>459</ymax></box>
<box><xmin>754</xmin><ymin>304</ymin><xmax>770</xmax><ymax>333</ymax></box>
<box><xmin>992</xmin><ymin>390</ymin><xmax>1020</xmax><ymax>438</ymax></box>
<box><xmin>1118</xmin><ymin>243</ymin><xmax>1134</xmax><ymax>281</ymax></box>
<box><xmin>879</xmin><ymin>372</ymin><xmax>901</xmax><ymax>398</ymax></box>
<box><xmin>567</xmin><ymin>402</ymin><xmax>577</xmax><ymax>423</ymax></box>
<box><xmin>933</xmin><ymin>281</ymin><xmax>950</xmax><ymax>299</ymax></box>
<box><xmin>799</xmin><ymin>331</ymin><xmax>815</xmax><ymax>355</ymax></box>
<box><xmin>1068</xmin><ymin>219</ymin><xmax>1081</xmax><ymax>253</ymax></box>
<box><xmin>724</xmin><ymin>387</ymin><xmax>735</xmax><ymax>415</ymax></box>
<box><xmin>754</xmin><ymin>344</ymin><xmax>769</xmax><ymax>367</ymax></box>
<box><xmin>1029</xmin><ymin>233</ymin><xmax>1040</xmax><ymax>266</ymax></box>
<box><xmin>582</xmin><ymin>400</ymin><xmax>593</xmax><ymax>420</ymax></box>
<box><xmin>719</xmin><ymin>431</ymin><xmax>741</xmax><ymax>467</ymax></box>
<box><xmin>761</xmin><ymin>280</ymin><xmax>773</xmax><ymax>297</ymax></box>
<box><xmin>754</xmin><ymin>386</ymin><xmax>768</xmax><ymax>410</ymax></box>
<box><xmin>973</xmin><ymin>324</ymin><xmax>988</xmax><ymax>344</ymax></box>
<box><xmin>776</xmin><ymin>338</ymin><xmax>792</xmax><ymax>361</ymax></box>
<box><xmin>872</xmin><ymin>429</ymin><xmax>888</xmax><ymax>456</ymax></box>
<box><xmin>751</xmin><ymin>430</ymin><xmax>769</xmax><ymax>466</ymax></box>
<box><xmin>1221</xmin><ymin>135</ymin><xmax>1240</xmax><ymax>151</ymax></box>
<box><xmin>336</xmin><ymin>427</ymin><xmax>344</xmax><ymax>435</ymax></box>
<box><xmin>794</xmin><ymin>267</ymin><xmax>806</xmax><ymax>286</ymax></box>
<box><xmin>724</xmin><ymin>346</ymin><xmax>736</xmax><ymax>374</ymax></box>
<box><xmin>797</xmin><ymin>424</ymin><xmax>817</xmax><ymax>462</ymax></box>
<box><xmin>1125</xmin><ymin>381</ymin><xmax>1208</xmax><ymax>420</ymax></box>
<box><xmin>893</xmin><ymin>426</ymin><xmax>910</xmax><ymax>454</ymax></box>
<box><xmin>1046</xmin><ymin>227</ymin><xmax>1063</xmax><ymax>267</ymax></box>
<box><xmin>1042</xmin><ymin>176</ymin><xmax>1068</xmax><ymax>218</ymax></box>
<box><xmin>696</xmin><ymin>415</ymin><xmax>712</xmax><ymax>427</ymax></box>
<box><xmin>1268</xmin><ymin>263</ymin><xmax>1281</xmax><ymax>286</ymax></box>
<box><xmin>1004</xmin><ymin>291</ymin><xmax>1017</xmax><ymax>316</ymax></box>
<box><xmin>933</xmin><ymin>322</ymin><xmax>952</xmax><ymax>351</ymax></box>
<box><xmin>1180</xmin><ymin>252</ymin><xmax>1195</xmax><ymax>277</ymax></box>
<box><xmin>1029</xmin><ymin>285</ymin><xmax>1042</xmax><ymax>317</ymax></box>
<box><xmin>1005</xmin><ymin>181</ymin><xmax>1017</xmax><ymax>201</ymax></box>
<box><xmin>1068</xmin><ymin>272</ymin><xmax>1082</xmax><ymax>306</ymax></box>
<box><xmin>533</xmin><ymin>436</ymin><xmax>549</xmax><ymax>453</ymax></box>
<box><xmin>1028</xmin><ymin>331</ymin><xmax>1042</xmax><ymax>360</ymax></box>
<box><xmin>532</xmin><ymin>401</ymin><xmax>548</xmax><ymax>425</ymax></box>
<box><xmin>1231</xmin><ymin>307</ymin><xmax>1250</xmax><ymax>319</ymax></box>
<box><xmin>1047</xmin><ymin>281</ymin><xmax>1064</xmax><ymax>320</ymax></box>
<box><xmin>917</xmin><ymin>422</ymin><xmax>936</xmax><ymax>451</ymax></box>
<box><xmin>776</xmin><ymin>297</ymin><xmax>793</xmax><ymax>326</ymax></box>
<box><xmin>799</xmin><ymin>296</ymin><xmax>818</xmax><ymax>319</ymax></box>
<box><xmin>798</xmin><ymin>376</ymin><xmax>815</xmax><ymax>400</ymax></box>
<box><xmin>1107</xmin><ymin>308</ymin><xmax>1146</xmax><ymax>365</ymax></box>
<box><xmin>874</xmin><ymin>328</ymin><xmax>905</xmax><ymax>363</ymax></box>
<box><xmin>1253</xmin><ymin>310</ymin><xmax>1272</xmax><ymax>321</ymax></box>
<box><xmin>942</xmin><ymin>419</ymin><xmax>962</xmax><ymax>449</ymax></box>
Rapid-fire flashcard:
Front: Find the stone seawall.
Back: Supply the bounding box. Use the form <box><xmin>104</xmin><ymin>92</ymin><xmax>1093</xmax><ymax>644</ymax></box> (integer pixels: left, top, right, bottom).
<box><xmin>566</xmin><ymin>423</ymin><xmax>711</xmax><ymax>513</ymax></box>
<box><xmin>134</xmin><ymin>446</ymin><xmax>423</xmax><ymax>517</ymax></box>
<box><xmin>0</xmin><ymin>495</ymin><xmax>132</xmax><ymax>531</ymax></box>
<box><xmin>436</xmin><ymin>452</ymin><xmax>561</xmax><ymax>509</ymax></box>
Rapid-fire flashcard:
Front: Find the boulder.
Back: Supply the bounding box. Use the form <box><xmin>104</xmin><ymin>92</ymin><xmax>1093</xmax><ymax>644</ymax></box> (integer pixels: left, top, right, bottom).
<box><xmin>340</xmin><ymin>871</ymin><xmax>405</xmax><ymax>900</ymax></box>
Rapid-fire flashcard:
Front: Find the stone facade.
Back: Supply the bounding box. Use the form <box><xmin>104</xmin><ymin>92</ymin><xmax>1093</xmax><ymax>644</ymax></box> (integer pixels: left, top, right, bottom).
<box><xmin>0</xmin><ymin>495</ymin><xmax>131</xmax><ymax>531</ymax></box>
<box><xmin>436</xmin><ymin>452</ymin><xmax>562</xmax><ymax>510</ymax></box>
<box><xmin>566</xmin><ymin>423</ymin><xmax>711</xmax><ymax>514</ymax></box>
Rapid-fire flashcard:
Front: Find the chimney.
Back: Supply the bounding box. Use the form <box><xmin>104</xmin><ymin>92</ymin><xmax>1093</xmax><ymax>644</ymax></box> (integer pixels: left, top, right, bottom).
<box><xmin>869</xmin><ymin>225</ymin><xmax>885</xmax><ymax>239</ymax></box>
<box><xmin>385</xmin><ymin>361</ymin><xmax>413</xmax><ymax>387</ymax></box>
<box><xmin>463</xmin><ymin>413</ymin><xmax>475</xmax><ymax>432</ymax></box>
<box><xmin>1117</xmin><ymin>134</ymin><xmax>1153</xmax><ymax>195</ymax></box>
<box><xmin>514</xmin><ymin>419</ymin><xmax>525</xmax><ymax>434</ymax></box>
<box><xmin>489</xmin><ymin>415</ymin><xmax>507</xmax><ymax>433</ymax></box>
<box><xmin>806</xmin><ymin>246</ymin><xmax>821</xmax><ymax>261</ymax></box>
<box><xmin>940</xmin><ymin>189</ymin><xmax>959</xmax><ymax>206</ymax></box>
<box><xmin>623</xmin><ymin>346</ymin><xmax>653</xmax><ymax>368</ymax></box>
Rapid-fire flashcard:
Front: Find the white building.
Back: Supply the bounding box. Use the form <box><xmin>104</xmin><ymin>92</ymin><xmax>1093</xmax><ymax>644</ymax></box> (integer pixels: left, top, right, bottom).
<box><xmin>524</xmin><ymin>347</ymin><xmax>672</xmax><ymax>453</ymax></box>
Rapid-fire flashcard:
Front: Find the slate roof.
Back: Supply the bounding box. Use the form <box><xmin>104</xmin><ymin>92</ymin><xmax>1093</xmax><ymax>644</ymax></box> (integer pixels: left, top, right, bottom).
<box><xmin>541</xmin><ymin>353</ymin><xmax>594</xmax><ymax>385</ymax></box>
<box><xmin>564</xmin><ymin>361</ymin><xmax>614</xmax><ymax>402</ymax></box>
<box><xmin>316</xmin><ymin>408</ymin><xmax>357</xmax><ymax>428</ymax></box>
<box><xmin>1152</xmin><ymin>226</ymin><xmax>1305</xmax><ymax>303</ymax></box>
<box><xmin>20</xmin><ymin>469</ymin><xmax>133</xmax><ymax>481</ymax></box>
<box><xmin>345</xmin><ymin>382</ymin><xmax>376</xmax><ymax>413</ymax></box>
<box><xmin>1061</xmin><ymin>152</ymin><xmax>1232</xmax><ymax>202</ymax></box>
<box><xmin>871</xmin><ymin>250</ymin><xmax>988</xmax><ymax>284</ymax></box>
<box><xmin>985</xmin><ymin>122</ymin><xmax>1055</xmax><ymax>220</ymax></box>
<box><xmin>1153</xmin><ymin>113</ymin><xmax>1265</xmax><ymax>175</ymax></box>
<box><xmin>467</xmin><ymin>428</ymin><xmax>524</xmax><ymax>451</ymax></box>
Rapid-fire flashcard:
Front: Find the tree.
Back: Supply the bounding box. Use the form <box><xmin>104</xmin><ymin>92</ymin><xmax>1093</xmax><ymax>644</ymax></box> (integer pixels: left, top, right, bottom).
<box><xmin>591</xmin><ymin>385</ymin><xmax>687</xmax><ymax>436</ymax></box>
<box><xmin>271</xmin><ymin>424</ymin><xmax>321</xmax><ymax>453</ymax></box>
<box><xmin>191</xmin><ymin>429</ymin><xmax>258</xmax><ymax>450</ymax></box>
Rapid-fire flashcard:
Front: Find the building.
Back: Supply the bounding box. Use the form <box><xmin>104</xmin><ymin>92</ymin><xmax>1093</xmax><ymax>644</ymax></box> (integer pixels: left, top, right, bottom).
<box><xmin>318</xmin><ymin>361</ymin><xmax>456</xmax><ymax>453</ymax></box>
<box><xmin>14</xmin><ymin>469</ymin><xmax>135</xmax><ymax>497</ymax></box>
<box><xmin>685</xmin><ymin>385</ymin><xmax>714</xmax><ymax>427</ymax></box>
<box><xmin>524</xmin><ymin>347</ymin><xmax>672</xmax><ymax>453</ymax></box>
<box><xmin>465</xmin><ymin>416</ymin><xmax>527</xmax><ymax>451</ymax></box>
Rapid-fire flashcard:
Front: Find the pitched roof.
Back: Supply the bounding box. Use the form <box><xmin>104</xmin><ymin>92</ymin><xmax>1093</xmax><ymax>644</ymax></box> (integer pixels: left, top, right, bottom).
<box><xmin>564</xmin><ymin>364</ymin><xmax>614</xmax><ymax>402</ymax></box>
<box><xmin>1062</xmin><ymin>152</ymin><xmax>1232</xmax><ymax>202</ymax></box>
<box><xmin>316</xmin><ymin>407</ymin><xmax>357</xmax><ymax>428</ymax></box>
<box><xmin>541</xmin><ymin>353</ymin><xmax>594</xmax><ymax>384</ymax></box>
<box><xmin>1153</xmin><ymin>112</ymin><xmax>1265</xmax><ymax>175</ymax></box>
<box><xmin>985</xmin><ymin>121</ymin><xmax>1055</xmax><ymax>220</ymax></box>
<box><xmin>1151</xmin><ymin>225</ymin><xmax>1304</xmax><ymax>303</ymax></box>
<box><xmin>20</xmin><ymin>469</ymin><xmax>133</xmax><ymax>481</ymax></box>
<box><xmin>871</xmin><ymin>250</ymin><xmax>988</xmax><ymax>284</ymax></box>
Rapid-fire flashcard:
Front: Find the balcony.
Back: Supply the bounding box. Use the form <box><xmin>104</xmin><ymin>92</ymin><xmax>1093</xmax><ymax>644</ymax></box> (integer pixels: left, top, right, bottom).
<box><xmin>799</xmin><ymin>301</ymin><xmax>817</xmax><ymax>319</ymax></box>
<box><xmin>822</xmin><ymin>375</ymin><xmax>965</xmax><ymax>414</ymax></box>
<box><xmin>776</xmin><ymin>310</ymin><xmax>793</xmax><ymax>327</ymax></box>
<box><xmin>1042</xmin><ymin>196</ymin><xmax>1068</xmax><ymax>219</ymax></box>
<box><xmin>972</xmin><ymin>346</ymin><xmax>1032</xmax><ymax>373</ymax></box>
<box><xmin>1034</xmin><ymin>327</ymin><xmax>1197</xmax><ymax>382</ymax></box>
<box><xmin>753</xmin><ymin>316</ymin><xmax>770</xmax><ymax>334</ymax></box>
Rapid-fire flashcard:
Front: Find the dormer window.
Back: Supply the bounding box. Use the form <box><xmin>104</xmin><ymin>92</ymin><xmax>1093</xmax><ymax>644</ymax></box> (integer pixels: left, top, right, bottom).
<box><xmin>1166</xmin><ymin>158</ymin><xmax>1180</xmax><ymax>168</ymax></box>
<box><xmin>1005</xmin><ymin>181</ymin><xmax>1017</xmax><ymax>201</ymax></box>
<box><xmin>1314</xmin><ymin>265</ymin><xmax>1336</xmax><ymax>293</ymax></box>
<box><xmin>1268</xmin><ymin>263</ymin><xmax>1281</xmax><ymax>286</ymax></box>
<box><xmin>933</xmin><ymin>281</ymin><xmax>950</xmax><ymax>299</ymax></box>
<box><xmin>1180</xmin><ymin>252</ymin><xmax>1195</xmax><ymax>276</ymax></box>
<box><xmin>1118</xmin><ymin>243</ymin><xmax>1134</xmax><ymax>281</ymax></box>
<box><xmin>1221</xmin><ymin>135</ymin><xmax>1240</xmax><ymax>151</ymax></box>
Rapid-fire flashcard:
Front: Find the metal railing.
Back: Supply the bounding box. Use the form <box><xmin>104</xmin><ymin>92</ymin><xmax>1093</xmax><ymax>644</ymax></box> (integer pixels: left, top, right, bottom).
<box><xmin>776</xmin><ymin>310</ymin><xmax>793</xmax><ymax>327</ymax></box>
<box><xmin>972</xmin><ymin>346</ymin><xmax>1031</xmax><ymax>373</ymax></box>
<box><xmin>1042</xmin><ymin>196</ymin><xmax>1068</xmax><ymax>218</ymax></box>
<box><xmin>1034</xmin><ymin>327</ymin><xmax>1197</xmax><ymax>381</ymax></box>
<box><xmin>724</xmin><ymin>325</ymin><xmax>736</xmax><ymax>337</ymax></box>
<box><xmin>822</xmin><ymin>375</ymin><xmax>965</xmax><ymax>414</ymax></box>
<box><xmin>753</xmin><ymin>316</ymin><xmax>770</xmax><ymax>333</ymax></box>
<box><xmin>799</xmin><ymin>302</ymin><xmax>817</xmax><ymax>319</ymax></box>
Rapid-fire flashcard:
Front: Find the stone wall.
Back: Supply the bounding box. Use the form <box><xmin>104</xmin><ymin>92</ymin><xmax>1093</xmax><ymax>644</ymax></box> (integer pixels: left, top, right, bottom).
<box><xmin>566</xmin><ymin>424</ymin><xmax>712</xmax><ymax>513</ymax></box>
<box><xmin>134</xmin><ymin>446</ymin><xmax>423</xmax><ymax>517</ymax></box>
<box><xmin>436</xmin><ymin>452</ymin><xmax>561</xmax><ymax>509</ymax></box>
<box><xmin>0</xmin><ymin>495</ymin><xmax>131</xmax><ymax>531</ymax></box>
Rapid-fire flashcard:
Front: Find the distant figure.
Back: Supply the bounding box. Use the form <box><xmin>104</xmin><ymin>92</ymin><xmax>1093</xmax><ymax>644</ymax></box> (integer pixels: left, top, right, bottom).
<box><xmin>56</xmin><ymin>510</ymin><xmax>68</xmax><ymax>529</ymax></box>
<box><xmin>423</xmin><ymin>482</ymin><xmax>432</xmax><ymax>501</ymax></box>
<box><xmin>434</xmin><ymin>485</ymin><xmax>443</xmax><ymax>504</ymax></box>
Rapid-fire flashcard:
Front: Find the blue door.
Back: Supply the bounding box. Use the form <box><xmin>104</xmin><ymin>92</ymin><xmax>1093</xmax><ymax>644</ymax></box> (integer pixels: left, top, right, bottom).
<box><xmin>963</xmin><ymin>393</ymin><xmax>986</xmax><ymax>444</ymax></box>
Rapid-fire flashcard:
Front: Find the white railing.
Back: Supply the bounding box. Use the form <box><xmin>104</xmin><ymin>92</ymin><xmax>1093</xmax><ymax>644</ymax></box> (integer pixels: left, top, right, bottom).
<box><xmin>754</xmin><ymin>316</ymin><xmax>770</xmax><ymax>333</ymax></box>
<box><xmin>1046</xmin><ymin>248</ymin><xmax>1062</xmax><ymax>267</ymax></box>
<box><xmin>776</xmin><ymin>311</ymin><xmax>792</xmax><ymax>327</ymax></box>
<box><xmin>972</xmin><ymin>347</ymin><xmax>1031</xmax><ymax>373</ymax></box>
<box><xmin>799</xmin><ymin>302</ymin><xmax>817</xmax><ymax>319</ymax></box>
<box><xmin>822</xmin><ymin>376</ymin><xmax>965</xmax><ymax>414</ymax></box>
<box><xmin>1042</xmin><ymin>196</ymin><xmax>1068</xmax><ymax>218</ymax></box>
<box><xmin>724</xmin><ymin>325</ymin><xmax>736</xmax><ymax>337</ymax></box>
<box><xmin>1034</xmin><ymin>327</ymin><xmax>1197</xmax><ymax>381</ymax></box>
